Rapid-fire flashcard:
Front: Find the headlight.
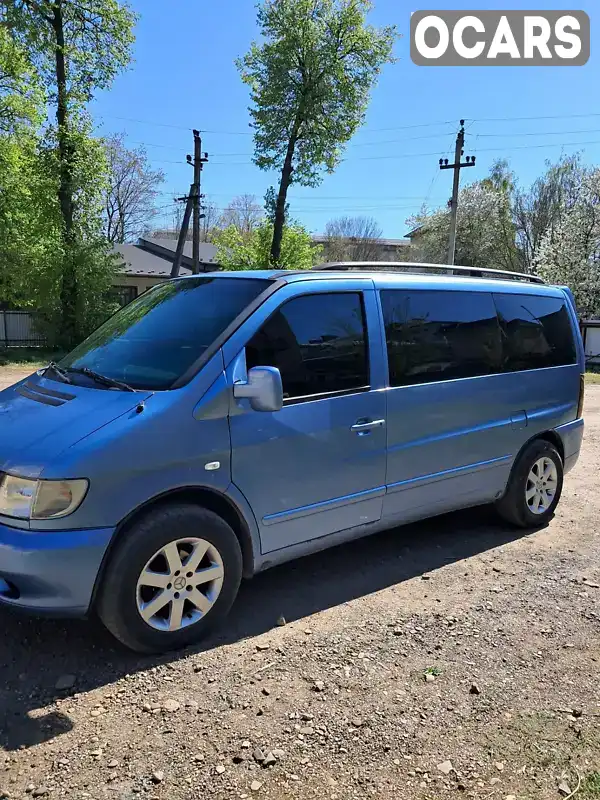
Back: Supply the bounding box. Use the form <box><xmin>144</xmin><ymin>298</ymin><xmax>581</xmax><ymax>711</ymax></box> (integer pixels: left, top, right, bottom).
<box><xmin>0</xmin><ymin>475</ymin><xmax>88</xmax><ymax>520</ymax></box>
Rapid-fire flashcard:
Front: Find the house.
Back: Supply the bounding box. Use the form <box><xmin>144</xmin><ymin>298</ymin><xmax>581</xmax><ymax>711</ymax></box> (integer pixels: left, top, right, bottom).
<box><xmin>112</xmin><ymin>236</ymin><xmax>220</xmax><ymax>304</ymax></box>
<box><xmin>110</xmin><ymin>233</ymin><xmax>413</xmax><ymax>307</ymax></box>
<box><xmin>311</xmin><ymin>234</ymin><xmax>412</xmax><ymax>262</ymax></box>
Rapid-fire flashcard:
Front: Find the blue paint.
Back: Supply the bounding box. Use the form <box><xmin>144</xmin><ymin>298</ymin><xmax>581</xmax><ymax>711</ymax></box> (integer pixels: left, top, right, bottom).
<box><xmin>387</xmin><ymin>455</ymin><xmax>512</xmax><ymax>491</ymax></box>
<box><xmin>0</xmin><ymin>271</ymin><xmax>586</xmax><ymax>620</ymax></box>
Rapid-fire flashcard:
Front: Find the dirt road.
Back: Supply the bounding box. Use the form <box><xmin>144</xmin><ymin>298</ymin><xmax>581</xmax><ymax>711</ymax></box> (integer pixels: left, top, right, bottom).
<box><xmin>1</xmin><ymin>368</ymin><xmax>600</xmax><ymax>800</ymax></box>
<box><xmin>0</xmin><ymin>366</ymin><xmax>35</xmax><ymax>392</ymax></box>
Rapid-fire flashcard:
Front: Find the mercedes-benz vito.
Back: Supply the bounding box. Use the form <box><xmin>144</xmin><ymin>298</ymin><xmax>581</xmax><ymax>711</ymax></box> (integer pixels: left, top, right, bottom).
<box><xmin>0</xmin><ymin>264</ymin><xmax>585</xmax><ymax>652</ymax></box>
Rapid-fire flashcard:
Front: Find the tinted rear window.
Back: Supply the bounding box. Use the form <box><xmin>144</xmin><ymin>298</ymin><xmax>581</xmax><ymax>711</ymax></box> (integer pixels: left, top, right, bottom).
<box><xmin>493</xmin><ymin>293</ymin><xmax>576</xmax><ymax>371</ymax></box>
<box><xmin>61</xmin><ymin>277</ymin><xmax>270</xmax><ymax>390</ymax></box>
<box><xmin>381</xmin><ymin>290</ymin><xmax>503</xmax><ymax>386</ymax></box>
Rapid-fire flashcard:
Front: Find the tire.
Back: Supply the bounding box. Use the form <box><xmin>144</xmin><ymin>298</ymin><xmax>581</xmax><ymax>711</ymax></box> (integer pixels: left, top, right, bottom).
<box><xmin>97</xmin><ymin>504</ymin><xmax>243</xmax><ymax>653</ymax></box>
<box><xmin>496</xmin><ymin>439</ymin><xmax>564</xmax><ymax>529</ymax></box>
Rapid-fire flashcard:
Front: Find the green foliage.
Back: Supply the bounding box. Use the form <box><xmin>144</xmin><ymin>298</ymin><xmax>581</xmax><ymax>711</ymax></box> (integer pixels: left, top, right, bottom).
<box><xmin>582</xmin><ymin>772</ymin><xmax>600</xmax><ymax>798</ymax></box>
<box><xmin>0</xmin><ymin>130</ymin><xmax>61</xmax><ymax>309</ymax></box>
<box><xmin>214</xmin><ymin>219</ymin><xmax>322</xmax><ymax>270</ymax></box>
<box><xmin>38</xmin><ymin>120</ymin><xmax>121</xmax><ymax>343</ymax></box>
<box><xmin>239</xmin><ymin>0</ymin><xmax>396</xmax><ymax>184</ymax></box>
<box><xmin>264</xmin><ymin>185</ymin><xmax>288</xmax><ymax>225</ymax></box>
<box><xmin>2</xmin><ymin>0</ymin><xmax>137</xmax><ymax>106</ymax></box>
<box><xmin>0</xmin><ymin>115</ymin><xmax>120</xmax><ymax>345</ymax></box>
<box><xmin>0</xmin><ymin>25</ymin><xmax>45</xmax><ymax>131</ymax></box>
<box><xmin>238</xmin><ymin>0</ymin><xmax>396</xmax><ymax>262</ymax></box>
<box><xmin>0</xmin><ymin>347</ymin><xmax>64</xmax><ymax>367</ymax></box>
<box><xmin>0</xmin><ymin>0</ymin><xmax>136</xmax><ymax>346</ymax></box>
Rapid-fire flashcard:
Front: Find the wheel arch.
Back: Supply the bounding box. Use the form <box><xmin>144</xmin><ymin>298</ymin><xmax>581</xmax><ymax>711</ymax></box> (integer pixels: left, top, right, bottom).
<box><xmin>528</xmin><ymin>430</ymin><xmax>565</xmax><ymax>464</ymax></box>
<box><xmin>90</xmin><ymin>486</ymin><xmax>257</xmax><ymax>611</ymax></box>
<box><xmin>502</xmin><ymin>429</ymin><xmax>565</xmax><ymax>497</ymax></box>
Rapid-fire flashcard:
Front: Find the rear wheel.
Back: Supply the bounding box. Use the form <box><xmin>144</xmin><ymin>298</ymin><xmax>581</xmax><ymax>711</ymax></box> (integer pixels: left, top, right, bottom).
<box><xmin>496</xmin><ymin>439</ymin><xmax>563</xmax><ymax>528</ymax></box>
<box><xmin>97</xmin><ymin>504</ymin><xmax>242</xmax><ymax>653</ymax></box>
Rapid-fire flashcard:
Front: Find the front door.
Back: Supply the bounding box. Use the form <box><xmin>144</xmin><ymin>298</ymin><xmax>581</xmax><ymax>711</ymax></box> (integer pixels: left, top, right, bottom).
<box><xmin>228</xmin><ymin>288</ymin><xmax>387</xmax><ymax>554</ymax></box>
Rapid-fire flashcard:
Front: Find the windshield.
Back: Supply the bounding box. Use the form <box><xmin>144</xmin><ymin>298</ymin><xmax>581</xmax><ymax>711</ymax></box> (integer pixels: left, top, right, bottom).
<box><xmin>60</xmin><ymin>277</ymin><xmax>271</xmax><ymax>390</ymax></box>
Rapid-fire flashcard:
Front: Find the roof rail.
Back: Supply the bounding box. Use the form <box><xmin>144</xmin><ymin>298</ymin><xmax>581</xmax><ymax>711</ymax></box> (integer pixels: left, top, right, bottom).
<box><xmin>313</xmin><ymin>261</ymin><xmax>545</xmax><ymax>285</ymax></box>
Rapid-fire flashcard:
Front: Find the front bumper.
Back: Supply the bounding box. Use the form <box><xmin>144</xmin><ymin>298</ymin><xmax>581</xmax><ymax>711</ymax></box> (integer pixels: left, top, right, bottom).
<box><xmin>0</xmin><ymin>522</ymin><xmax>114</xmax><ymax>617</ymax></box>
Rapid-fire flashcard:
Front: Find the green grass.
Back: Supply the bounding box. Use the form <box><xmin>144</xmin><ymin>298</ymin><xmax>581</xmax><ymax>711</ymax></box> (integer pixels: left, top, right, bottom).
<box><xmin>424</xmin><ymin>666</ymin><xmax>442</xmax><ymax>677</ymax></box>
<box><xmin>582</xmin><ymin>772</ymin><xmax>600</xmax><ymax>798</ymax></box>
<box><xmin>586</xmin><ymin>371</ymin><xmax>600</xmax><ymax>385</ymax></box>
<box><xmin>0</xmin><ymin>348</ymin><xmax>63</xmax><ymax>368</ymax></box>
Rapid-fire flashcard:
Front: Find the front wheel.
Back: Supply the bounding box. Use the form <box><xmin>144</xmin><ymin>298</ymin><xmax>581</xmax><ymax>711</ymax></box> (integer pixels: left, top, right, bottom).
<box><xmin>496</xmin><ymin>439</ymin><xmax>564</xmax><ymax>528</ymax></box>
<box><xmin>97</xmin><ymin>504</ymin><xmax>243</xmax><ymax>653</ymax></box>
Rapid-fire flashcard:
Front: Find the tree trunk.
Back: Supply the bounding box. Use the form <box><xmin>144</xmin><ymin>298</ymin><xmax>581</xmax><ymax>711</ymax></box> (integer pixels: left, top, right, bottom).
<box><xmin>270</xmin><ymin>126</ymin><xmax>299</xmax><ymax>265</ymax></box>
<box><xmin>51</xmin><ymin>0</ymin><xmax>78</xmax><ymax>346</ymax></box>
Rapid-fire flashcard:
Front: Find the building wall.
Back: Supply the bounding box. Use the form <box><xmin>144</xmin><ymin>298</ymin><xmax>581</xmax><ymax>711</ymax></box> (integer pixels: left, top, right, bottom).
<box><xmin>583</xmin><ymin>324</ymin><xmax>600</xmax><ymax>365</ymax></box>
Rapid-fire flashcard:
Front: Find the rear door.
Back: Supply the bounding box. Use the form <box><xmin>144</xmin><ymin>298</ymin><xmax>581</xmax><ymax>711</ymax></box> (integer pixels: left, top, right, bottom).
<box><xmin>380</xmin><ymin>286</ymin><xmax>515</xmax><ymax>521</ymax></box>
<box><xmin>227</xmin><ymin>281</ymin><xmax>387</xmax><ymax>554</ymax></box>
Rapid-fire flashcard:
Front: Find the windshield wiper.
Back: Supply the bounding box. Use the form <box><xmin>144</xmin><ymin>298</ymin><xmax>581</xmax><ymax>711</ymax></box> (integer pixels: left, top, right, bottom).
<box><xmin>45</xmin><ymin>361</ymin><xmax>72</xmax><ymax>384</ymax></box>
<box><xmin>65</xmin><ymin>367</ymin><xmax>135</xmax><ymax>392</ymax></box>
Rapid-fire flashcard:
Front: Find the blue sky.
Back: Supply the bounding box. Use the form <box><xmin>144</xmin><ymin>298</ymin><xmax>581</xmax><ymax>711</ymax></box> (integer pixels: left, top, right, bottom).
<box><xmin>91</xmin><ymin>0</ymin><xmax>599</xmax><ymax>238</ymax></box>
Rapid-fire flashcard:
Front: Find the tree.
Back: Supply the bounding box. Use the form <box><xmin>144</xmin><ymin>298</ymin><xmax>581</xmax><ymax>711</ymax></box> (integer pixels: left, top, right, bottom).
<box><xmin>238</xmin><ymin>0</ymin><xmax>396</xmax><ymax>264</ymax></box>
<box><xmin>104</xmin><ymin>134</ymin><xmax>164</xmax><ymax>243</ymax></box>
<box><xmin>214</xmin><ymin>219</ymin><xmax>321</xmax><ymax>271</ymax></box>
<box><xmin>324</xmin><ymin>215</ymin><xmax>383</xmax><ymax>261</ymax></box>
<box><xmin>200</xmin><ymin>201</ymin><xmax>220</xmax><ymax>242</ymax></box>
<box><xmin>159</xmin><ymin>199</ymin><xmax>221</xmax><ymax>241</ymax></box>
<box><xmin>513</xmin><ymin>154</ymin><xmax>584</xmax><ymax>273</ymax></box>
<box><xmin>407</xmin><ymin>182</ymin><xmax>518</xmax><ymax>272</ymax></box>
<box><xmin>0</xmin><ymin>26</ymin><xmax>44</xmax><ymax>132</ymax></box>
<box><xmin>2</xmin><ymin>0</ymin><xmax>136</xmax><ymax>345</ymax></box>
<box><xmin>219</xmin><ymin>194</ymin><xmax>263</xmax><ymax>236</ymax></box>
<box><xmin>264</xmin><ymin>185</ymin><xmax>288</xmax><ymax>225</ymax></box>
<box><xmin>535</xmin><ymin>168</ymin><xmax>600</xmax><ymax>318</ymax></box>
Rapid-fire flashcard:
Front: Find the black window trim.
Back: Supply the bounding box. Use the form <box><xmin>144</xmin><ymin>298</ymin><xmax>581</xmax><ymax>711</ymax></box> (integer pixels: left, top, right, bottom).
<box><xmin>245</xmin><ymin>289</ymin><xmax>371</xmax><ymax>406</ymax></box>
<box><xmin>379</xmin><ymin>287</ymin><xmax>577</xmax><ymax>389</ymax></box>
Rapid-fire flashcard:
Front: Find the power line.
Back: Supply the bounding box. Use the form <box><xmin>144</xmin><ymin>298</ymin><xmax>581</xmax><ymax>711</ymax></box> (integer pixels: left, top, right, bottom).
<box><xmin>200</xmin><ymin>137</ymin><xmax>600</xmax><ymax>167</ymax></box>
<box><xmin>472</xmin><ymin>112</ymin><xmax>600</xmax><ymax>123</ymax></box>
<box><xmin>346</xmin><ymin>138</ymin><xmax>600</xmax><ymax>163</ymax></box>
<box><xmin>100</xmin><ymin>111</ymin><xmax>600</xmax><ymax>137</ymax></box>
<box><xmin>476</xmin><ymin>128</ymin><xmax>600</xmax><ymax>139</ymax></box>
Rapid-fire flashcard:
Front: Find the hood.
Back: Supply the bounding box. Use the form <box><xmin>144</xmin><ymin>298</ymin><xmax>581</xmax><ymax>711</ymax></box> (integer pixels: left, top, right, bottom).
<box><xmin>0</xmin><ymin>372</ymin><xmax>151</xmax><ymax>478</ymax></box>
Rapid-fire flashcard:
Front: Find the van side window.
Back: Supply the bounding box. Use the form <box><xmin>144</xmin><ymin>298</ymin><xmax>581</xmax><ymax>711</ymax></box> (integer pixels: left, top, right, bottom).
<box><xmin>245</xmin><ymin>293</ymin><xmax>369</xmax><ymax>402</ymax></box>
<box><xmin>381</xmin><ymin>290</ymin><xmax>503</xmax><ymax>387</ymax></box>
<box><xmin>493</xmin><ymin>294</ymin><xmax>576</xmax><ymax>371</ymax></box>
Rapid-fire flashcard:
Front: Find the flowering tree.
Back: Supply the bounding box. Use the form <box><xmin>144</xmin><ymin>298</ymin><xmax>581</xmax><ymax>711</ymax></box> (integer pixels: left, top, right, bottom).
<box><xmin>407</xmin><ymin>182</ymin><xmax>518</xmax><ymax>271</ymax></box>
<box><xmin>535</xmin><ymin>169</ymin><xmax>600</xmax><ymax>318</ymax></box>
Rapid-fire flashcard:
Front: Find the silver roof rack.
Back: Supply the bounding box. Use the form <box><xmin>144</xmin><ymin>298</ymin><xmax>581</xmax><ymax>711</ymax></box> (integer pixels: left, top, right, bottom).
<box><xmin>312</xmin><ymin>261</ymin><xmax>545</xmax><ymax>285</ymax></box>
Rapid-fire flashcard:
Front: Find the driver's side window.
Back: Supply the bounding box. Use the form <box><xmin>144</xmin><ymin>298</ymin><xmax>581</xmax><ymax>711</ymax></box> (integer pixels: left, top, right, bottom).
<box><xmin>245</xmin><ymin>292</ymin><xmax>369</xmax><ymax>403</ymax></box>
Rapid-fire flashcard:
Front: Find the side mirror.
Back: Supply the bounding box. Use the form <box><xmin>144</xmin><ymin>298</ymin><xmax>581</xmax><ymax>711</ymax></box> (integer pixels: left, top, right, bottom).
<box><xmin>233</xmin><ymin>366</ymin><xmax>283</xmax><ymax>412</ymax></box>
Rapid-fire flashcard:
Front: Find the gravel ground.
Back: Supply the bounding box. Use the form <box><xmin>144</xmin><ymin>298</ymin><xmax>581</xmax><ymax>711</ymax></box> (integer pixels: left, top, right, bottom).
<box><xmin>0</xmin><ymin>366</ymin><xmax>35</xmax><ymax>392</ymax></box>
<box><xmin>1</xmin><ymin>368</ymin><xmax>600</xmax><ymax>800</ymax></box>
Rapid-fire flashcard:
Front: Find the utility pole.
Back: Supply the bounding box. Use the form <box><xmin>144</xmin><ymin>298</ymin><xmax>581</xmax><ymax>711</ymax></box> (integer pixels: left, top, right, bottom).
<box><xmin>192</xmin><ymin>129</ymin><xmax>209</xmax><ymax>275</ymax></box>
<box><xmin>170</xmin><ymin>129</ymin><xmax>209</xmax><ymax>279</ymax></box>
<box><xmin>439</xmin><ymin>120</ymin><xmax>476</xmax><ymax>266</ymax></box>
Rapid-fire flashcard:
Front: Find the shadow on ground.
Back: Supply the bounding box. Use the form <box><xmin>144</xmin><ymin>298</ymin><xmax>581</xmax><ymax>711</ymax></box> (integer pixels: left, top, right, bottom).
<box><xmin>0</xmin><ymin>506</ymin><xmax>536</xmax><ymax>751</ymax></box>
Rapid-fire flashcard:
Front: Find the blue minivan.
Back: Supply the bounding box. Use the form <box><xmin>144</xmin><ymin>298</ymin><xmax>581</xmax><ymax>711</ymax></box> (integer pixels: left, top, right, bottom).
<box><xmin>0</xmin><ymin>263</ymin><xmax>585</xmax><ymax>652</ymax></box>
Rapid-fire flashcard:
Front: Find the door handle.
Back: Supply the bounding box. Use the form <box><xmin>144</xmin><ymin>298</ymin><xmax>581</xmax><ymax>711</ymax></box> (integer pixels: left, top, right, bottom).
<box><xmin>351</xmin><ymin>419</ymin><xmax>385</xmax><ymax>435</ymax></box>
